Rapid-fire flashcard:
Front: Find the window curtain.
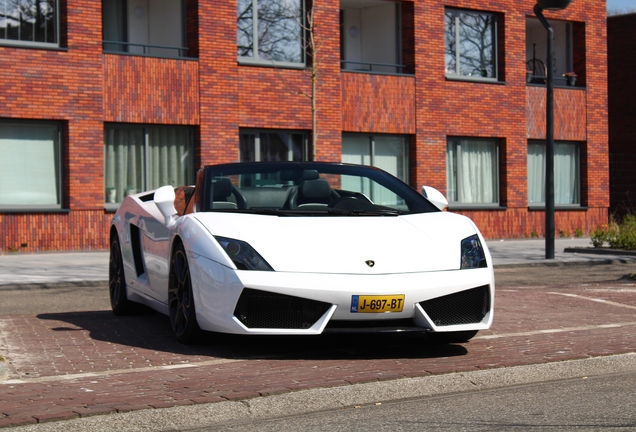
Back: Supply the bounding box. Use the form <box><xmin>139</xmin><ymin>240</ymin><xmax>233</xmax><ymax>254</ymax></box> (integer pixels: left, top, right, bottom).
<box><xmin>147</xmin><ymin>127</ymin><xmax>193</xmax><ymax>190</ymax></box>
<box><xmin>527</xmin><ymin>142</ymin><xmax>545</xmax><ymax>204</ymax></box>
<box><xmin>448</xmin><ymin>139</ymin><xmax>497</xmax><ymax>204</ymax></box>
<box><xmin>104</xmin><ymin>126</ymin><xmax>193</xmax><ymax>203</ymax></box>
<box><xmin>527</xmin><ymin>142</ymin><xmax>579</xmax><ymax>205</ymax></box>
<box><xmin>104</xmin><ymin>127</ymin><xmax>145</xmax><ymax>203</ymax></box>
<box><xmin>0</xmin><ymin>123</ymin><xmax>60</xmax><ymax>206</ymax></box>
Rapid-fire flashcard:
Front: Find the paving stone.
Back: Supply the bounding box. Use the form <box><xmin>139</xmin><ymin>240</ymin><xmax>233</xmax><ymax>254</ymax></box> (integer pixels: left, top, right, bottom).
<box><xmin>1</xmin><ymin>281</ymin><xmax>636</xmax><ymax>428</ymax></box>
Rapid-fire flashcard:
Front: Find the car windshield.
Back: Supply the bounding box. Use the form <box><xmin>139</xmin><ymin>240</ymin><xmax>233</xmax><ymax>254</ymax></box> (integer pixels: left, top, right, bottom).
<box><xmin>199</xmin><ymin>162</ymin><xmax>439</xmax><ymax>215</ymax></box>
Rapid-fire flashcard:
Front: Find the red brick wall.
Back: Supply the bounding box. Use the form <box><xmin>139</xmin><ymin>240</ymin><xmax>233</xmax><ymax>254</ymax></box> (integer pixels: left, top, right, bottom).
<box><xmin>103</xmin><ymin>56</ymin><xmax>200</xmax><ymax>124</ymax></box>
<box><xmin>405</xmin><ymin>0</ymin><xmax>608</xmax><ymax>238</ymax></box>
<box><xmin>198</xmin><ymin>0</ymin><xmax>240</xmax><ymax>165</ymax></box>
<box><xmin>0</xmin><ymin>0</ymin><xmax>109</xmax><ymax>251</ymax></box>
<box><xmin>0</xmin><ymin>212</ymin><xmax>110</xmax><ymax>251</ymax></box>
<box><xmin>0</xmin><ymin>0</ymin><xmax>610</xmax><ymax>250</ymax></box>
<box><xmin>342</xmin><ymin>73</ymin><xmax>416</xmax><ymax>133</ymax></box>
<box><xmin>527</xmin><ymin>87</ymin><xmax>587</xmax><ymax>141</ymax></box>
<box><xmin>239</xmin><ymin>67</ymin><xmax>312</xmax><ymax>130</ymax></box>
<box><xmin>608</xmin><ymin>14</ymin><xmax>636</xmax><ymax>217</ymax></box>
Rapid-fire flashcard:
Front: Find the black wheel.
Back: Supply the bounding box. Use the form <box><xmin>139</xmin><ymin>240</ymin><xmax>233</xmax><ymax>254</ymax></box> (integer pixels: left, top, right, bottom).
<box><xmin>109</xmin><ymin>235</ymin><xmax>134</xmax><ymax>315</ymax></box>
<box><xmin>168</xmin><ymin>243</ymin><xmax>201</xmax><ymax>344</ymax></box>
<box><xmin>427</xmin><ymin>330</ymin><xmax>478</xmax><ymax>344</ymax></box>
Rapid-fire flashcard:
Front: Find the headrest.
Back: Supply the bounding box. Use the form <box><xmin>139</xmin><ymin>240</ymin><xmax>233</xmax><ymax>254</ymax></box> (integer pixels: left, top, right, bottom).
<box><xmin>212</xmin><ymin>177</ymin><xmax>233</xmax><ymax>200</ymax></box>
<box><xmin>301</xmin><ymin>178</ymin><xmax>331</xmax><ymax>199</ymax></box>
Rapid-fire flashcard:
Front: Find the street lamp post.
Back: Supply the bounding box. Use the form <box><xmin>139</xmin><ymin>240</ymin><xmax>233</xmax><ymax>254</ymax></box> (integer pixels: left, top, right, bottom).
<box><xmin>533</xmin><ymin>0</ymin><xmax>572</xmax><ymax>259</ymax></box>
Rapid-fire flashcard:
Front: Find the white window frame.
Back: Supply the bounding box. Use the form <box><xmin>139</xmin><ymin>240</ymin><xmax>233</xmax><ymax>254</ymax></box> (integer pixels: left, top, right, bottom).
<box><xmin>0</xmin><ymin>0</ymin><xmax>60</xmax><ymax>48</ymax></box>
<box><xmin>446</xmin><ymin>137</ymin><xmax>500</xmax><ymax>208</ymax></box>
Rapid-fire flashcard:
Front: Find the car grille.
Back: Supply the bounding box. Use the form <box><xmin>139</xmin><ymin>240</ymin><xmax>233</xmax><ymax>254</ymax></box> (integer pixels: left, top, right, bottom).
<box><xmin>234</xmin><ymin>288</ymin><xmax>332</xmax><ymax>329</ymax></box>
<box><xmin>419</xmin><ymin>285</ymin><xmax>490</xmax><ymax>327</ymax></box>
<box><xmin>324</xmin><ymin>319</ymin><xmax>424</xmax><ymax>333</ymax></box>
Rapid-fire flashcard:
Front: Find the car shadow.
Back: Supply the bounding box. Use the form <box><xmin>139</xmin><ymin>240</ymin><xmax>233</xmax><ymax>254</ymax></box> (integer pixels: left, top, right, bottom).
<box><xmin>36</xmin><ymin>310</ymin><xmax>469</xmax><ymax>361</ymax></box>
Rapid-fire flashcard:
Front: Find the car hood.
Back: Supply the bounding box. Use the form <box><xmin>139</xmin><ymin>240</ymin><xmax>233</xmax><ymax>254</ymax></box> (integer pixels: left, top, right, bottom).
<box><xmin>193</xmin><ymin>212</ymin><xmax>481</xmax><ymax>274</ymax></box>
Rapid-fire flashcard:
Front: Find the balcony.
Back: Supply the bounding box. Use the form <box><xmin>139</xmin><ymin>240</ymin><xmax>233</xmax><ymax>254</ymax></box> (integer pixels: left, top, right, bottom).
<box><xmin>340</xmin><ymin>0</ymin><xmax>413</xmax><ymax>75</ymax></box>
<box><xmin>526</xmin><ymin>17</ymin><xmax>586</xmax><ymax>88</ymax></box>
<box><xmin>527</xmin><ymin>86</ymin><xmax>586</xmax><ymax>141</ymax></box>
<box><xmin>341</xmin><ymin>72</ymin><xmax>415</xmax><ymax>133</ymax></box>
<box><xmin>102</xmin><ymin>0</ymin><xmax>197</xmax><ymax>59</ymax></box>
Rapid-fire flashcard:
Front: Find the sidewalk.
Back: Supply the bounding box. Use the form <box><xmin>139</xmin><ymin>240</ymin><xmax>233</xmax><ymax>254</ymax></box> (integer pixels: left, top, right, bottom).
<box><xmin>0</xmin><ymin>238</ymin><xmax>635</xmax><ymax>287</ymax></box>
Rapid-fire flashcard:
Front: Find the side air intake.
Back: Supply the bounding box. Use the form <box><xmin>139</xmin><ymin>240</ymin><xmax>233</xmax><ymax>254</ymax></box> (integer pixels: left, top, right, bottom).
<box><xmin>234</xmin><ymin>288</ymin><xmax>331</xmax><ymax>329</ymax></box>
<box><xmin>419</xmin><ymin>285</ymin><xmax>490</xmax><ymax>326</ymax></box>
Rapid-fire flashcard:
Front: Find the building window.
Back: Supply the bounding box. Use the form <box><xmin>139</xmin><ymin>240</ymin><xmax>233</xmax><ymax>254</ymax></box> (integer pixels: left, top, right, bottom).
<box><xmin>342</xmin><ymin>134</ymin><xmax>408</xmax><ymax>181</ymax></box>
<box><xmin>102</xmin><ymin>0</ymin><xmax>188</xmax><ymax>58</ymax></box>
<box><xmin>240</xmin><ymin>129</ymin><xmax>308</xmax><ymax>162</ymax></box>
<box><xmin>0</xmin><ymin>0</ymin><xmax>59</xmax><ymax>47</ymax></box>
<box><xmin>446</xmin><ymin>138</ymin><xmax>499</xmax><ymax>206</ymax></box>
<box><xmin>526</xmin><ymin>18</ymin><xmax>578</xmax><ymax>87</ymax></box>
<box><xmin>527</xmin><ymin>141</ymin><xmax>580</xmax><ymax>206</ymax></box>
<box><xmin>104</xmin><ymin>124</ymin><xmax>195</xmax><ymax>205</ymax></box>
<box><xmin>342</xmin><ymin>134</ymin><xmax>408</xmax><ymax>204</ymax></box>
<box><xmin>237</xmin><ymin>0</ymin><xmax>304</xmax><ymax>66</ymax></box>
<box><xmin>445</xmin><ymin>8</ymin><xmax>497</xmax><ymax>80</ymax></box>
<box><xmin>340</xmin><ymin>0</ymin><xmax>411</xmax><ymax>74</ymax></box>
<box><xmin>0</xmin><ymin>120</ymin><xmax>62</xmax><ymax>209</ymax></box>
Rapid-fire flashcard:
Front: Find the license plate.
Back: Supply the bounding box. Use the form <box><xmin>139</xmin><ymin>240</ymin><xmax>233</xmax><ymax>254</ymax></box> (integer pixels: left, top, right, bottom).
<box><xmin>350</xmin><ymin>295</ymin><xmax>405</xmax><ymax>313</ymax></box>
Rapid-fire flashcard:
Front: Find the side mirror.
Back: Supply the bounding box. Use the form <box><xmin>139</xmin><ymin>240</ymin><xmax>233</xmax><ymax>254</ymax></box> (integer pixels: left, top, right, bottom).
<box><xmin>421</xmin><ymin>186</ymin><xmax>449</xmax><ymax>211</ymax></box>
<box><xmin>154</xmin><ymin>185</ymin><xmax>177</xmax><ymax>226</ymax></box>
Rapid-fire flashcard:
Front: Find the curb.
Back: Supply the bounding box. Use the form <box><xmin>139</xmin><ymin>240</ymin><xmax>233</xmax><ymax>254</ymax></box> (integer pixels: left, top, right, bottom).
<box><xmin>0</xmin><ymin>281</ymin><xmax>108</xmax><ymax>291</ymax></box>
<box><xmin>493</xmin><ymin>257</ymin><xmax>636</xmax><ymax>269</ymax></box>
<box><xmin>6</xmin><ymin>353</ymin><xmax>636</xmax><ymax>431</ymax></box>
<box><xmin>564</xmin><ymin>247</ymin><xmax>636</xmax><ymax>256</ymax></box>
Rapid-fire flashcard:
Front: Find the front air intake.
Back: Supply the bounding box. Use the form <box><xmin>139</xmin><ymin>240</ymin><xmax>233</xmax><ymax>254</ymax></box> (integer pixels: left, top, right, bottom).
<box><xmin>234</xmin><ymin>288</ymin><xmax>331</xmax><ymax>329</ymax></box>
<box><xmin>419</xmin><ymin>285</ymin><xmax>490</xmax><ymax>327</ymax></box>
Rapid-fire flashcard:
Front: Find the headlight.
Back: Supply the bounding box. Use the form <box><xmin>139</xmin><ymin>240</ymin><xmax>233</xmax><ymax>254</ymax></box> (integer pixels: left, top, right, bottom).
<box><xmin>460</xmin><ymin>234</ymin><xmax>487</xmax><ymax>269</ymax></box>
<box><xmin>214</xmin><ymin>236</ymin><xmax>274</xmax><ymax>271</ymax></box>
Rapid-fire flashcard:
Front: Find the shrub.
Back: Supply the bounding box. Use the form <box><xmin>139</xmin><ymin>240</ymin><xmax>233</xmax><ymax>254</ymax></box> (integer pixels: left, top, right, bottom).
<box><xmin>591</xmin><ymin>216</ymin><xmax>636</xmax><ymax>250</ymax></box>
<box><xmin>590</xmin><ymin>224</ymin><xmax>608</xmax><ymax>247</ymax></box>
<box><xmin>574</xmin><ymin>228</ymin><xmax>584</xmax><ymax>238</ymax></box>
<box><xmin>609</xmin><ymin>215</ymin><xmax>636</xmax><ymax>250</ymax></box>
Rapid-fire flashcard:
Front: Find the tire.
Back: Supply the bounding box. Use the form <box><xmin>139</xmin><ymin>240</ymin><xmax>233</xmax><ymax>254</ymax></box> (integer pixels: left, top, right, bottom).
<box><xmin>427</xmin><ymin>330</ymin><xmax>478</xmax><ymax>344</ymax></box>
<box><xmin>168</xmin><ymin>243</ymin><xmax>201</xmax><ymax>344</ymax></box>
<box><xmin>109</xmin><ymin>235</ymin><xmax>134</xmax><ymax>315</ymax></box>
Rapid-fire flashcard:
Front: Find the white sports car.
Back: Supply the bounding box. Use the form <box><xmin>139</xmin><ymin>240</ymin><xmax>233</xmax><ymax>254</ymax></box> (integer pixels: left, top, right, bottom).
<box><xmin>109</xmin><ymin>162</ymin><xmax>494</xmax><ymax>344</ymax></box>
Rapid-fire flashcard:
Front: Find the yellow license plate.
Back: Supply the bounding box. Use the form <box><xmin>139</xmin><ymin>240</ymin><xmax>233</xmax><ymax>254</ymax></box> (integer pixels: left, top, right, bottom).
<box><xmin>350</xmin><ymin>295</ymin><xmax>405</xmax><ymax>313</ymax></box>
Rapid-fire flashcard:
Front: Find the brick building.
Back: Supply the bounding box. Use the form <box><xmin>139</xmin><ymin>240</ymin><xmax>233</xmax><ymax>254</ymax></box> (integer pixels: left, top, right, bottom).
<box><xmin>608</xmin><ymin>12</ymin><xmax>636</xmax><ymax>219</ymax></box>
<box><xmin>0</xmin><ymin>0</ymin><xmax>608</xmax><ymax>251</ymax></box>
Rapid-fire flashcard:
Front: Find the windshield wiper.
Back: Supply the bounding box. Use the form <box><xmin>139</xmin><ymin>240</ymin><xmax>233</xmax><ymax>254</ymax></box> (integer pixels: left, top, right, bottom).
<box><xmin>328</xmin><ymin>207</ymin><xmax>401</xmax><ymax>216</ymax></box>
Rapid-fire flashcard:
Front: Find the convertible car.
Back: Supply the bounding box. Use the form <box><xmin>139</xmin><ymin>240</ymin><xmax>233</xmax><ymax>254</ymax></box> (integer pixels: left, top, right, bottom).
<box><xmin>109</xmin><ymin>162</ymin><xmax>494</xmax><ymax>344</ymax></box>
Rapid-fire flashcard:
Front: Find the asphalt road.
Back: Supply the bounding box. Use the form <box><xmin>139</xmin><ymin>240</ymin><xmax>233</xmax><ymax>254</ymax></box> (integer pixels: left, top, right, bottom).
<box><xmin>209</xmin><ymin>371</ymin><xmax>636</xmax><ymax>432</ymax></box>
